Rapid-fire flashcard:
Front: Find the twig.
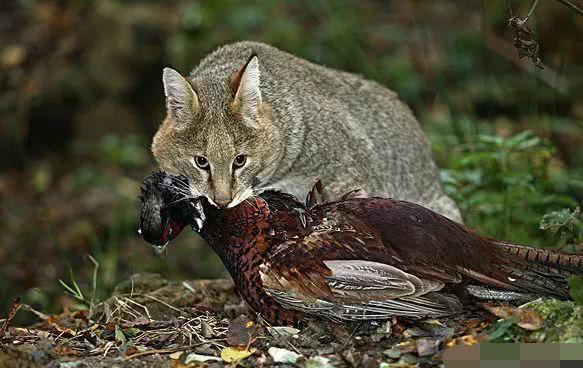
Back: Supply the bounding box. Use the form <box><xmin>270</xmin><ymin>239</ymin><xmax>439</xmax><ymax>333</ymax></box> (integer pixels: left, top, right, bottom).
<box><xmin>555</xmin><ymin>0</ymin><xmax>583</xmax><ymax>15</ymax></box>
<box><xmin>113</xmin><ymin>297</ymin><xmax>140</xmax><ymax>319</ymax></box>
<box><xmin>123</xmin><ymin>341</ymin><xmax>217</xmax><ymax>361</ymax></box>
<box><xmin>88</xmin><ymin>255</ymin><xmax>99</xmax><ymax>313</ymax></box>
<box><xmin>340</xmin><ymin>322</ymin><xmax>361</xmax><ymax>352</ymax></box>
<box><xmin>103</xmin><ymin>341</ymin><xmax>115</xmax><ymax>357</ymax></box>
<box><xmin>182</xmin><ymin>281</ymin><xmax>196</xmax><ymax>293</ymax></box>
<box><xmin>123</xmin><ymin>348</ymin><xmax>178</xmax><ymax>360</ymax></box>
<box><xmin>258</xmin><ymin>314</ymin><xmax>301</xmax><ymax>354</ymax></box>
<box><xmin>106</xmin><ymin>299</ymin><xmax>125</xmax><ymax>323</ymax></box>
<box><xmin>0</xmin><ymin>297</ymin><xmax>21</xmax><ymax>343</ymax></box>
<box><xmin>19</xmin><ymin>303</ymin><xmax>48</xmax><ymax>320</ymax></box>
<box><xmin>123</xmin><ymin>297</ymin><xmax>152</xmax><ymax>320</ymax></box>
<box><xmin>144</xmin><ymin>294</ymin><xmax>182</xmax><ymax>313</ymax></box>
<box><xmin>526</xmin><ymin>0</ymin><xmax>540</xmax><ymax>19</ymax></box>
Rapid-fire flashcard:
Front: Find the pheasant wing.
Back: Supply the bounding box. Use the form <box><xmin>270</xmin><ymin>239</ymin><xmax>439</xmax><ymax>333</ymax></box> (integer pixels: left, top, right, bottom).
<box><xmin>260</xmin><ymin>243</ymin><xmax>461</xmax><ymax>320</ymax></box>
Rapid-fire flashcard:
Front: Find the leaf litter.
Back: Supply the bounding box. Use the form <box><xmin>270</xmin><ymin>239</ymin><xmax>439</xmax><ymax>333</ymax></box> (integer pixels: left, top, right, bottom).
<box><xmin>1</xmin><ymin>275</ymin><xmax>581</xmax><ymax>367</ymax></box>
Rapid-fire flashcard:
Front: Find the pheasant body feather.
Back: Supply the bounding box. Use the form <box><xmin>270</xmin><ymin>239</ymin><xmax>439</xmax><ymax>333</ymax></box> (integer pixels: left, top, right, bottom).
<box><xmin>138</xmin><ymin>173</ymin><xmax>583</xmax><ymax>325</ymax></box>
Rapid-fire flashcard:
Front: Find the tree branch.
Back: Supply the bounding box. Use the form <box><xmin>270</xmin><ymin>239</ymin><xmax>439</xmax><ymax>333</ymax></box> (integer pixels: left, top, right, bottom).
<box><xmin>555</xmin><ymin>0</ymin><xmax>583</xmax><ymax>16</ymax></box>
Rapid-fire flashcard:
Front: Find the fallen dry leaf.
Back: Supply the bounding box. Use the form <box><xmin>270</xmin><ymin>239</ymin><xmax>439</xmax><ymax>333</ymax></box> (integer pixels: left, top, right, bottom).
<box><xmin>124</xmin><ymin>346</ymin><xmax>140</xmax><ymax>357</ymax></box>
<box><xmin>226</xmin><ymin>315</ymin><xmax>261</xmax><ymax>347</ymax></box>
<box><xmin>47</xmin><ymin>316</ymin><xmax>77</xmax><ymax>336</ymax></box>
<box><xmin>221</xmin><ymin>346</ymin><xmax>256</xmax><ymax>363</ymax></box>
<box><xmin>460</xmin><ymin>335</ymin><xmax>480</xmax><ymax>346</ymax></box>
<box><xmin>446</xmin><ymin>334</ymin><xmax>483</xmax><ymax>348</ymax></box>
<box><xmin>514</xmin><ymin>309</ymin><xmax>544</xmax><ymax>330</ymax></box>
<box><xmin>121</xmin><ymin>316</ymin><xmax>150</xmax><ymax>328</ymax></box>
<box><xmin>169</xmin><ymin>351</ymin><xmax>183</xmax><ymax>360</ymax></box>
<box><xmin>482</xmin><ymin>304</ymin><xmax>544</xmax><ymax>331</ymax></box>
<box><xmin>53</xmin><ymin>345</ymin><xmax>82</xmax><ymax>356</ymax></box>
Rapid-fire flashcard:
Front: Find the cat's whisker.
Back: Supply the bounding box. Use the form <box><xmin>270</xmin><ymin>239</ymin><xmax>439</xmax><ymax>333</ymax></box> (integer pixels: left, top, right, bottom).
<box><xmin>161</xmin><ymin>196</ymin><xmax>190</xmax><ymax>209</ymax></box>
<box><xmin>160</xmin><ymin>182</ymin><xmax>194</xmax><ymax>198</ymax></box>
<box><xmin>171</xmin><ymin>182</ymin><xmax>191</xmax><ymax>192</ymax></box>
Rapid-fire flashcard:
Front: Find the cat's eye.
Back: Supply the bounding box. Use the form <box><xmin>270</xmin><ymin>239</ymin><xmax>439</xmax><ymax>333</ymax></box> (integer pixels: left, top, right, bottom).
<box><xmin>233</xmin><ymin>154</ymin><xmax>247</xmax><ymax>169</ymax></box>
<box><xmin>194</xmin><ymin>156</ymin><xmax>210</xmax><ymax>170</ymax></box>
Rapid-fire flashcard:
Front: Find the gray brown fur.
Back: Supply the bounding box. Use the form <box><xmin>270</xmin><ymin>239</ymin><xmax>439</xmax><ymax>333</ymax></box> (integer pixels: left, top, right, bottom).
<box><xmin>152</xmin><ymin>41</ymin><xmax>462</xmax><ymax>222</ymax></box>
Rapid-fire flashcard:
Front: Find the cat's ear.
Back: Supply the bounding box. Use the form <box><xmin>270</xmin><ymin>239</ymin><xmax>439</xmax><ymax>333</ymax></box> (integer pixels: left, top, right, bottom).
<box><xmin>163</xmin><ymin>67</ymin><xmax>199</xmax><ymax>130</ymax></box>
<box><xmin>232</xmin><ymin>55</ymin><xmax>262</xmax><ymax>128</ymax></box>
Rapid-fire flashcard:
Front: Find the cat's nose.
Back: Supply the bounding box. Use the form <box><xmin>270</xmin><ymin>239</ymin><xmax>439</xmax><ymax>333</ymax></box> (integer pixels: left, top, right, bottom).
<box><xmin>214</xmin><ymin>197</ymin><xmax>231</xmax><ymax>208</ymax></box>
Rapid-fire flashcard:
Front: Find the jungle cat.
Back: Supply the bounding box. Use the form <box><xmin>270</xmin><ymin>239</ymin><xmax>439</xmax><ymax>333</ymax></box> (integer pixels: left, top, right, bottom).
<box><xmin>152</xmin><ymin>41</ymin><xmax>462</xmax><ymax>222</ymax></box>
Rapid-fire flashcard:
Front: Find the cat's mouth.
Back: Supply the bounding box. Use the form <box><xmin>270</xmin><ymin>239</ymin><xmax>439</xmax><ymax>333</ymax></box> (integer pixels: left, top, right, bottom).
<box><xmin>226</xmin><ymin>188</ymin><xmax>254</xmax><ymax>209</ymax></box>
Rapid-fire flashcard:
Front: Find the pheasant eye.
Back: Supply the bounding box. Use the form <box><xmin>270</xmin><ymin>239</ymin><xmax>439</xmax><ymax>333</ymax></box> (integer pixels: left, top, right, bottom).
<box><xmin>233</xmin><ymin>154</ymin><xmax>247</xmax><ymax>169</ymax></box>
<box><xmin>194</xmin><ymin>156</ymin><xmax>209</xmax><ymax>170</ymax></box>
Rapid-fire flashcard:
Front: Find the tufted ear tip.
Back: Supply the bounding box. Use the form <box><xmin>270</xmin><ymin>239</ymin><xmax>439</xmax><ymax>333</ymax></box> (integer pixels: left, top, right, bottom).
<box><xmin>162</xmin><ymin>66</ymin><xmax>176</xmax><ymax>77</ymax></box>
<box><xmin>162</xmin><ymin>67</ymin><xmax>199</xmax><ymax>128</ymax></box>
<box><xmin>162</xmin><ymin>68</ymin><xmax>186</xmax><ymax>96</ymax></box>
<box><xmin>231</xmin><ymin>54</ymin><xmax>262</xmax><ymax>128</ymax></box>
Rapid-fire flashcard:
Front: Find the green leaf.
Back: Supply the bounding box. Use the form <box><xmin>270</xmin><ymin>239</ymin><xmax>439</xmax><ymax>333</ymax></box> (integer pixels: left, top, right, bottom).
<box><xmin>459</xmin><ymin>151</ymin><xmax>504</xmax><ymax>166</ymax></box>
<box><xmin>515</xmin><ymin>136</ymin><xmax>541</xmax><ymax>150</ymax></box>
<box><xmin>478</xmin><ymin>134</ymin><xmax>504</xmax><ymax>146</ymax></box>
<box><xmin>115</xmin><ymin>324</ymin><xmax>127</xmax><ymax>345</ymax></box>
<box><xmin>488</xmin><ymin>318</ymin><xmax>516</xmax><ymax>341</ymax></box>
<box><xmin>123</xmin><ymin>327</ymin><xmax>141</xmax><ymax>337</ymax></box>
<box><xmin>59</xmin><ymin>279</ymin><xmax>79</xmax><ymax>297</ymax></box>
<box><xmin>505</xmin><ymin>130</ymin><xmax>535</xmax><ymax>148</ymax></box>
<box><xmin>540</xmin><ymin>207</ymin><xmax>580</xmax><ymax>233</ymax></box>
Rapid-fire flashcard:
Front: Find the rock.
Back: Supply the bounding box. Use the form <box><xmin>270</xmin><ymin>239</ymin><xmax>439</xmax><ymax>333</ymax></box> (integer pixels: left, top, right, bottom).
<box><xmin>341</xmin><ymin>349</ymin><xmax>359</xmax><ymax>366</ymax></box>
<box><xmin>399</xmin><ymin>353</ymin><xmax>418</xmax><ymax>365</ymax></box>
<box><xmin>303</xmin><ymin>356</ymin><xmax>334</xmax><ymax>368</ymax></box>
<box><xmin>372</xmin><ymin>320</ymin><xmax>393</xmax><ymax>342</ymax></box>
<box><xmin>403</xmin><ymin>327</ymin><xmax>425</xmax><ymax>338</ymax></box>
<box><xmin>383</xmin><ymin>348</ymin><xmax>402</xmax><ymax>359</ymax></box>
<box><xmin>416</xmin><ymin>338</ymin><xmax>440</xmax><ymax>357</ymax></box>
<box><xmin>395</xmin><ymin>341</ymin><xmax>417</xmax><ymax>354</ymax></box>
<box><xmin>419</xmin><ymin>321</ymin><xmax>455</xmax><ymax>338</ymax></box>
<box><xmin>375</xmin><ymin>320</ymin><xmax>392</xmax><ymax>335</ymax></box>
<box><xmin>268</xmin><ymin>347</ymin><xmax>302</xmax><ymax>364</ymax></box>
<box><xmin>59</xmin><ymin>363</ymin><xmax>84</xmax><ymax>368</ymax></box>
<box><xmin>360</xmin><ymin>354</ymin><xmax>380</xmax><ymax>368</ymax></box>
<box><xmin>183</xmin><ymin>353</ymin><xmax>221</xmax><ymax>364</ymax></box>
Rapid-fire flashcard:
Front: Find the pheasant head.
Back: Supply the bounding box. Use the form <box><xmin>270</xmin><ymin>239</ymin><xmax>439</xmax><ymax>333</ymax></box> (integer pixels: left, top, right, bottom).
<box><xmin>138</xmin><ymin>171</ymin><xmax>205</xmax><ymax>252</ymax></box>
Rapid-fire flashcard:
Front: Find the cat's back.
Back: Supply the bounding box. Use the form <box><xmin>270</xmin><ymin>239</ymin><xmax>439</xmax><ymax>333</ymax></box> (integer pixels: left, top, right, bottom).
<box><xmin>191</xmin><ymin>41</ymin><xmax>397</xmax><ymax>102</ymax></box>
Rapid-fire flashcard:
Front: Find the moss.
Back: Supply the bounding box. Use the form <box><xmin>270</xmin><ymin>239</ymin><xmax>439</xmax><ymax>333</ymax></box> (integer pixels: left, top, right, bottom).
<box><xmin>527</xmin><ymin>300</ymin><xmax>583</xmax><ymax>343</ymax></box>
<box><xmin>486</xmin><ymin>300</ymin><xmax>583</xmax><ymax>343</ymax></box>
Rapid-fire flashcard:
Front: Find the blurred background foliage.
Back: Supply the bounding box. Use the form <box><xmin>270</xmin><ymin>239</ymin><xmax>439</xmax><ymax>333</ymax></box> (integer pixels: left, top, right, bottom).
<box><xmin>0</xmin><ymin>0</ymin><xmax>582</xmax><ymax>323</ymax></box>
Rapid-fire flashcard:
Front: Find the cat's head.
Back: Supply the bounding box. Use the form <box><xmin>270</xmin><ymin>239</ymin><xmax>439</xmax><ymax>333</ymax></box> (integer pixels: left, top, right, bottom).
<box><xmin>151</xmin><ymin>55</ymin><xmax>282</xmax><ymax>209</ymax></box>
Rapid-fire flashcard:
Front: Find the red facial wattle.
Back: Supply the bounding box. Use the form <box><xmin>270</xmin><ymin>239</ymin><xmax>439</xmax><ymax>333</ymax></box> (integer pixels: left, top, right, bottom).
<box><xmin>160</xmin><ymin>220</ymin><xmax>182</xmax><ymax>244</ymax></box>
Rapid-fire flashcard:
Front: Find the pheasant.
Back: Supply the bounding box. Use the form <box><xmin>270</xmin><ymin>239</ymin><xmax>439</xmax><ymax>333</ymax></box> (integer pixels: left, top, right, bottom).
<box><xmin>138</xmin><ymin>171</ymin><xmax>583</xmax><ymax>326</ymax></box>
